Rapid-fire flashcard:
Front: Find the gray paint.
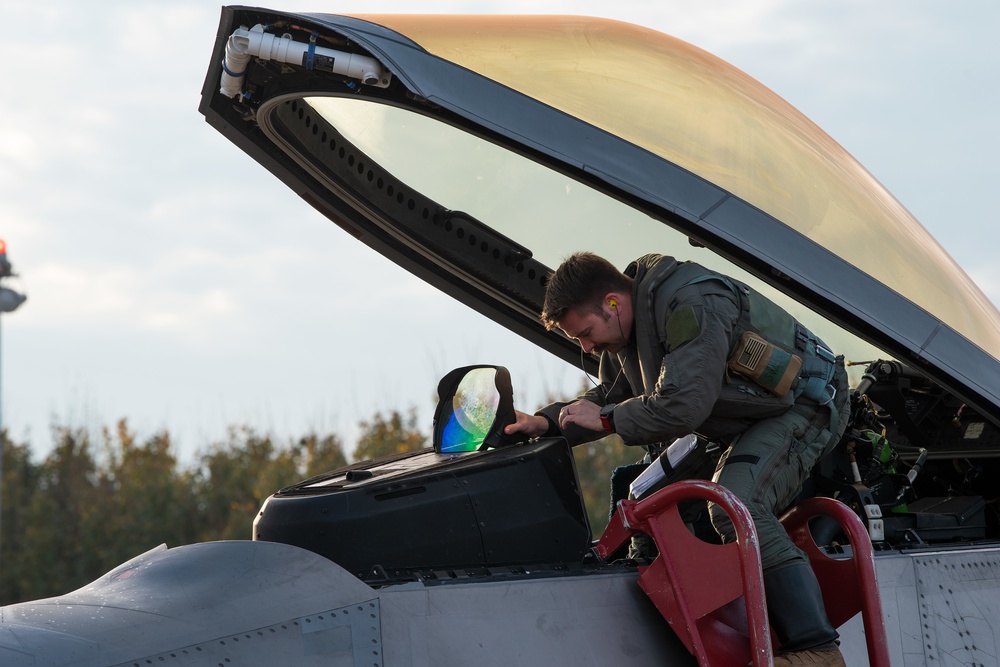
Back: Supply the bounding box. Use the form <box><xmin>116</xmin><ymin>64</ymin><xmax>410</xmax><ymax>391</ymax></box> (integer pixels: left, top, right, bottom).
<box><xmin>0</xmin><ymin>540</ymin><xmax>694</xmax><ymax>665</ymax></box>
<box><xmin>378</xmin><ymin>572</ymin><xmax>691</xmax><ymax>665</ymax></box>
<box><xmin>0</xmin><ymin>541</ymin><xmax>380</xmax><ymax>666</ymax></box>
<box><xmin>838</xmin><ymin>548</ymin><xmax>1000</xmax><ymax>666</ymax></box>
<box><xmin>7</xmin><ymin>538</ymin><xmax>1000</xmax><ymax>665</ymax></box>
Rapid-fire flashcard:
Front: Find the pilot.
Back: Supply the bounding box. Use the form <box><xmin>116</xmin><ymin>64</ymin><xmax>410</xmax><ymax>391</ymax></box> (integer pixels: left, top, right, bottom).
<box><xmin>506</xmin><ymin>252</ymin><xmax>850</xmax><ymax>667</ymax></box>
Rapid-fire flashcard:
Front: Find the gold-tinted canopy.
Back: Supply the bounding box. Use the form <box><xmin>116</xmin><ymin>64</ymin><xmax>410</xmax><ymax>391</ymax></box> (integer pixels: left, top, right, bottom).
<box><xmin>354</xmin><ymin>14</ymin><xmax>1000</xmax><ymax>360</ymax></box>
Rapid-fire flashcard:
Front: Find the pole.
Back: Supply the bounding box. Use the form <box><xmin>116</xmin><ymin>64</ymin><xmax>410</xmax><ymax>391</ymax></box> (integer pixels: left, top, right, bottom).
<box><xmin>0</xmin><ymin>242</ymin><xmax>28</xmax><ymax>604</ymax></box>
<box><xmin>1</xmin><ymin>312</ymin><xmax>4</xmax><ymax>603</ymax></box>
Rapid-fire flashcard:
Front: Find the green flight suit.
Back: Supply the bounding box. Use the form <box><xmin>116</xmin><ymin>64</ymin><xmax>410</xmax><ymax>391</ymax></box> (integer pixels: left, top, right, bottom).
<box><xmin>538</xmin><ymin>254</ymin><xmax>850</xmax><ymax>571</ymax></box>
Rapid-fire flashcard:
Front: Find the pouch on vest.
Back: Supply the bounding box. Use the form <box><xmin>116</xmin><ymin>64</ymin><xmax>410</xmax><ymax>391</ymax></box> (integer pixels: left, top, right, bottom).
<box><xmin>727</xmin><ymin>330</ymin><xmax>803</xmax><ymax>397</ymax></box>
<box><xmin>793</xmin><ymin>325</ymin><xmax>838</xmax><ymax>406</ymax></box>
<box><xmin>794</xmin><ymin>360</ymin><xmax>837</xmax><ymax>412</ymax></box>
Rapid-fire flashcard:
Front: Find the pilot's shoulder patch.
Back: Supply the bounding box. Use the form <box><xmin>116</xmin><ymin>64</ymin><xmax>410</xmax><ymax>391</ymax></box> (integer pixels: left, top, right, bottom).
<box><xmin>666</xmin><ymin>306</ymin><xmax>700</xmax><ymax>350</ymax></box>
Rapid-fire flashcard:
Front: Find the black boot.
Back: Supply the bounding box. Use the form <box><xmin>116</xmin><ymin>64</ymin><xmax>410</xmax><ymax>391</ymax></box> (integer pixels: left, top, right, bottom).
<box><xmin>763</xmin><ymin>561</ymin><xmax>840</xmax><ymax>652</ymax></box>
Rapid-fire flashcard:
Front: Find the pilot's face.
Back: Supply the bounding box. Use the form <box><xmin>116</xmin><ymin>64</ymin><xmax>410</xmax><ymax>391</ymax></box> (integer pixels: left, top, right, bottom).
<box><xmin>558</xmin><ymin>305</ymin><xmax>627</xmax><ymax>355</ymax></box>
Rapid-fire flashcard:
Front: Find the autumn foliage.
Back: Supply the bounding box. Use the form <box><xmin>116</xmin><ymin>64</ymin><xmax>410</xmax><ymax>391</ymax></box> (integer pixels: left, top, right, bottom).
<box><xmin>0</xmin><ymin>407</ymin><xmax>638</xmax><ymax>605</ymax></box>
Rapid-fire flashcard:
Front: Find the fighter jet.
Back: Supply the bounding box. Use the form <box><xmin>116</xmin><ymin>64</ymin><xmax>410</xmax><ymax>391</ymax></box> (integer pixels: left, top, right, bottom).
<box><xmin>2</xmin><ymin>8</ymin><xmax>998</xmax><ymax>666</ymax></box>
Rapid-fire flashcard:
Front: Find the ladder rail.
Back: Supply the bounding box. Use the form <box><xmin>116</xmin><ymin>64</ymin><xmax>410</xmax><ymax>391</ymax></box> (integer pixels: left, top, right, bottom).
<box><xmin>596</xmin><ymin>480</ymin><xmax>890</xmax><ymax>667</ymax></box>
<box><xmin>780</xmin><ymin>497</ymin><xmax>891</xmax><ymax>667</ymax></box>
<box><xmin>597</xmin><ymin>479</ymin><xmax>774</xmax><ymax>667</ymax></box>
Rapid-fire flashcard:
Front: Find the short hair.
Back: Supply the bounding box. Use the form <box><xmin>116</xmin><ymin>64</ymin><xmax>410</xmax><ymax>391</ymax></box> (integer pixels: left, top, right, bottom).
<box><xmin>540</xmin><ymin>252</ymin><xmax>630</xmax><ymax>330</ymax></box>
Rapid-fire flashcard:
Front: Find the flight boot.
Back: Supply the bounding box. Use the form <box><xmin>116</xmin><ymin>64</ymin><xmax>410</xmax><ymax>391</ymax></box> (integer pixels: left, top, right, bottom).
<box><xmin>762</xmin><ymin>561</ymin><xmax>846</xmax><ymax>667</ymax></box>
<box><xmin>771</xmin><ymin>644</ymin><xmax>846</xmax><ymax>666</ymax></box>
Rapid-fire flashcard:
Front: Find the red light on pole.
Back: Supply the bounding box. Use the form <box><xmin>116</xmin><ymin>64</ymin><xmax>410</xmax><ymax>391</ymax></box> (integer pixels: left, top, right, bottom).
<box><xmin>0</xmin><ymin>239</ymin><xmax>9</xmax><ymax>278</ymax></box>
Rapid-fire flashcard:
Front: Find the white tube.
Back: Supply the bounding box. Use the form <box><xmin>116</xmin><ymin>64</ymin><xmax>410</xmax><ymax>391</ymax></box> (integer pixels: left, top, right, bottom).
<box><xmin>219</xmin><ymin>26</ymin><xmax>253</xmax><ymax>98</ymax></box>
<box><xmin>249</xmin><ymin>24</ymin><xmax>388</xmax><ymax>86</ymax></box>
<box><xmin>220</xmin><ymin>24</ymin><xmax>391</xmax><ymax>97</ymax></box>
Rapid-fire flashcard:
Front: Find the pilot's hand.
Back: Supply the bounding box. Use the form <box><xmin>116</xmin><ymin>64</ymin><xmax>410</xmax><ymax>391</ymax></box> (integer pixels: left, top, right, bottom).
<box><xmin>504</xmin><ymin>410</ymin><xmax>550</xmax><ymax>438</ymax></box>
<box><xmin>557</xmin><ymin>400</ymin><xmax>601</xmax><ymax>432</ymax></box>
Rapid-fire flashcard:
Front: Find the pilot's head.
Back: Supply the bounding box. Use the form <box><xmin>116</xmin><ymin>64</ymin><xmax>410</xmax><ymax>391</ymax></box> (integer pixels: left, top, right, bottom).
<box><xmin>541</xmin><ymin>252</ymin><xmax>632</xmax><ymax>354</ymax></box>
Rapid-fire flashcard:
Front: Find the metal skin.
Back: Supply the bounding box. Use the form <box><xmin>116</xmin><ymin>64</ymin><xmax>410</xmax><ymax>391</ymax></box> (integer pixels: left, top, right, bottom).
<box><xmin>0</xmin><ymin>541</ymin><xmax>383</xmax><ymax>666</ymax></box>
<box><xmin>1</xmin><ymin>484</ymin><xmax>993</xmax><ymax>665</ymax></box>
<box><xmin>2</xmin><ymin>535</ymin><xmax>997</xmax><ymax>665</ymax></box>
<box><xmin>0</xmin><ymin>540</ymin><xmax>691</xmax><ymax>666</ymax></box>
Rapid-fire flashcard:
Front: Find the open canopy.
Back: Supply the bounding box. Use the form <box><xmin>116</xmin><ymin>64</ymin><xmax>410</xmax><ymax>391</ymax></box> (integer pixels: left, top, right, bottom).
<box><xmin>199</xmin><ymin>8</ymin><xmax>1000</xmax><ymax>425</ymax></box>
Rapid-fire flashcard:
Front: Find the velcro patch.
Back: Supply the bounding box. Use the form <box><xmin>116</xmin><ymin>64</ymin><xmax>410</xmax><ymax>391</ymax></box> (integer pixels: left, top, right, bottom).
<box><xmin>665</xmin><ymin>306</ymin><xmax>700</xmax><ymax>350</ymax></box>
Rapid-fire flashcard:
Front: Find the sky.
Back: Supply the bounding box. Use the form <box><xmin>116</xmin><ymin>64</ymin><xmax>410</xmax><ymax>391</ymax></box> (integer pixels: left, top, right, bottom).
<box><xmin>1</xmin><ymin>0</ymin><xmax>998</xmax><ymax>464</ymax></box>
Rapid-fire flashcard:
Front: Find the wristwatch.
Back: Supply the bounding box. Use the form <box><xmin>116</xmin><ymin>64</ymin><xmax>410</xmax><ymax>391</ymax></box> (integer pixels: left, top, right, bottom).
<box><xmin>599</xmin><ymin>404</ymin><xmax>616</xmax><ymax>433</ymax></box>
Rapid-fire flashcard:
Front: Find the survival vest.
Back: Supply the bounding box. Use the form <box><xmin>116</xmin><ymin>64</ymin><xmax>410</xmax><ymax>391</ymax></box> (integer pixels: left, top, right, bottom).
<box><xmin>635</xmin><ymin>258</ymin><xmax>839</xmax><ymax>409</ymax></box>
<box><xmin>684</xmin><ymin>273</ymin><xmax>839</xmax><ymax>407</ymax></box>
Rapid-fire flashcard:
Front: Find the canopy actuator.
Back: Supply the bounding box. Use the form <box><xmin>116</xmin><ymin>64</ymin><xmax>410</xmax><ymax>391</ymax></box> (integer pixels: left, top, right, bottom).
<box><xmin>220</xmin><ymin>24</ymin><xmax>392</xmax><ymax>98</ymax></box>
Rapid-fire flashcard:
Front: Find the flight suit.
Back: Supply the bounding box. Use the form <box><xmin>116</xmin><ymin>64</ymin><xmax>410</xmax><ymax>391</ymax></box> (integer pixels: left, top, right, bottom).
<box><xmin>538</xmin><ymin>253</ymin><xmax>850</xmax><ymax>654</ymax></box>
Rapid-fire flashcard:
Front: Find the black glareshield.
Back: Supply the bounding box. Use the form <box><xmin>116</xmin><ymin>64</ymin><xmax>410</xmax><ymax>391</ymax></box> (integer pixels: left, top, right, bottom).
<box><xmin>433</xmin><ymin>365</ymin><xmax>518</xmax><ymax>453</ymax></box>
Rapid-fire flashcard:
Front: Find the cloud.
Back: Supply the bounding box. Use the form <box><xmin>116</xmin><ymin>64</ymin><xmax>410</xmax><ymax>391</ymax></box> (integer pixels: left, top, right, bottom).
<box><xmin>118</xmin><ymin>5</ymin><xmax>215</xmax><ymax>60</ymax></box>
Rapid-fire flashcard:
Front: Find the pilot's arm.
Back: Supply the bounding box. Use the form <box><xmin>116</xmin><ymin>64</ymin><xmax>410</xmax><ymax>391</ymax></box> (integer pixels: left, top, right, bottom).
<box><xmin>506</xmin><ymin>353</ymin><xmax>633</xmax><ymax>444</ymax></box>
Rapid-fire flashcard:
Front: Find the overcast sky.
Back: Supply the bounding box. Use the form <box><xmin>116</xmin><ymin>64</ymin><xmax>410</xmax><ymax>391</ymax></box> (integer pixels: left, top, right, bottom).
<box><xmin>2</xmin><ymin>0</ymin><xmax>997</xmax><ymax>463</ymax></box>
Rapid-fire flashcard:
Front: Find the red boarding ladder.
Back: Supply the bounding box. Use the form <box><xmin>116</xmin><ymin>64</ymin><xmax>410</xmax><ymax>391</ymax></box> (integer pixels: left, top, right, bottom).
<box><xmin>779</xmin><ymin>497</ymin><xmax>890</xmax><ymax>666</ymax></box>
<box><xmin>595</xmin><ymin>479</ymin><xmax>890</xmax><ymax>667</ymax></box>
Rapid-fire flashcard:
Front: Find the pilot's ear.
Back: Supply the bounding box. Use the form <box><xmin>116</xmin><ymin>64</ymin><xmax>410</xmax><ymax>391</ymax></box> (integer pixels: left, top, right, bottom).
<box><xmin>605</xmin><ymin>292</ymin><xmax>624</xmax><ymax>312</ymax></box>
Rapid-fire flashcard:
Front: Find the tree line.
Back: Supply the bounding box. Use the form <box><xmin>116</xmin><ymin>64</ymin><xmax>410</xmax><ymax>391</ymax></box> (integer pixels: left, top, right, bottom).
<box><xmin>0</xmin><ymin>409</ymin><xmax>638</xmax><ymax>605</ymax></box>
